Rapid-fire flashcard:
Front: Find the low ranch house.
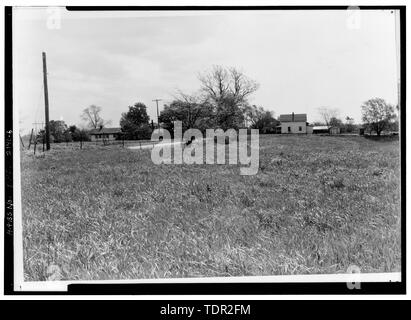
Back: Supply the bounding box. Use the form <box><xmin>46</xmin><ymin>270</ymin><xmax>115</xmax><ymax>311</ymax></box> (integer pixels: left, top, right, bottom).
<box><xmin>89</xmin><ymin>127</ymin><xmax>122</xmax><ymax>142</ymax></box>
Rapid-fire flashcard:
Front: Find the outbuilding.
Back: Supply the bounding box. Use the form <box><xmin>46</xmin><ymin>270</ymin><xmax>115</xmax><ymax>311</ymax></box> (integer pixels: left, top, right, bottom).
<box><xmin>312</xmin><ymin>126</ymin><xmax>341</xmax><ymax>135</ymax></box>
<box><xmin>329</xmin><ymin>126</ymin><xmax>341</xmax><ymax>135</ymax></box>
<box><xmin>312</xmin><ymin>126</ymin><xmax>330</xmax><ymax>134</ymax></box>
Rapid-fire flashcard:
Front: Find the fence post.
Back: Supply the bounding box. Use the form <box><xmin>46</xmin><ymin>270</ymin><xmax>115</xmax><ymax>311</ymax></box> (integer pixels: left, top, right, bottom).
<box><xmin>28</xmin><ymin>128</ymin><xmax>33</xmax><ymax>150</ymax></box>
<box><xmin>19</xmin><ymin>134</ymin><xmax>25</xmax><ymax>148</ymax></box>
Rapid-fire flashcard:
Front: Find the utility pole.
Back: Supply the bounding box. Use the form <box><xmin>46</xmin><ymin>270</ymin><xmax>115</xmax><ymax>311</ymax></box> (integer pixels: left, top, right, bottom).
<box><xmin>42</xmin><ymin>52</ymin><xmax>50</xmax><ymax>150</ymax></box>
<box><xmin>152</xmin><ymin>99</ymin><xmax>162</xmax><ymax>129</ymax></box>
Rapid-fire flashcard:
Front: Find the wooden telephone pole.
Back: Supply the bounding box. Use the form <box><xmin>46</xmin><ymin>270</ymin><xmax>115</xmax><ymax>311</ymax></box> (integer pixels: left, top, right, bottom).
<box><xmin>42</xmin><ymin>52</ymin><xmax>50</xmax><ymax>150</ymax></box>
<box><xmin>152</xmin><ymin>99</ymin><xmax>162</xmax><ymax>129</ymax></box>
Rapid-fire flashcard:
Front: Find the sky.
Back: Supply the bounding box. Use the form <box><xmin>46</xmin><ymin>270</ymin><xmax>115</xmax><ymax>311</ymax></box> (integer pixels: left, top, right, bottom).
<box><xmin>13</xmin><ymin>8</ymin><xmax>400</xmax><ymax>134</ymax></box>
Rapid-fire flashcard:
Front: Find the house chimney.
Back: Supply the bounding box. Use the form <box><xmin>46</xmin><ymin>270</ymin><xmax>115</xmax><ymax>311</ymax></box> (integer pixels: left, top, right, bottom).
<box><xmin>99</xmin><ymin>125</ymin><xmax>103</xmax><ymax>131</ymax></box>
<box><xmin>292</xmin><ymin>112</ymin><xmax>294</xmax><ymax>122</ymax></box>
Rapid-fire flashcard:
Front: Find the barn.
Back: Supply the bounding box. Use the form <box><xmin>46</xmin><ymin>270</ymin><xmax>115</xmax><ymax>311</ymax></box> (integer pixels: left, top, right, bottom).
<box><xmin>89</xmin><ymin>127</ymin><xmax>122</xmax><ymax>142</ymax></box>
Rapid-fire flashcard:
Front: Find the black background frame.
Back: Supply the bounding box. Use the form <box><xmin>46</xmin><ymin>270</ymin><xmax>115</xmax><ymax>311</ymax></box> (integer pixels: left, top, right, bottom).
<box><xmin>4</xmin><ymin>5</ymin><xmax>406</xmax><ymax>295</ymax></box>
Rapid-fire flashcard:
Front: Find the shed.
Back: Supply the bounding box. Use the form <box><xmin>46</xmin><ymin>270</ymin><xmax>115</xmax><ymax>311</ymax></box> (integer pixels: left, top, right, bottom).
<box><xmin>359</xmin><ymin>127</ymin><xmax>365</xmax><ymax>136</ymax></box>
<box><xmin>313</xmin><ymin>126</ymin><xmax>330</xmax><ymax>134</ymax></box>
<box><xmin>329</xmin><ymin>126</ymin><xmax>341</xmax><ymax>135</ymax></box>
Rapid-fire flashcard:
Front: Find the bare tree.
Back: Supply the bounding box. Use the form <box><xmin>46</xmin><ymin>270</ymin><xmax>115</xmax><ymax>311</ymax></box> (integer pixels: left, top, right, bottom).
<box><xmin>197</xmin><ymin>65</ymin><xmax>259</xmax><ymax>129</ymax></box>
<box><xmin>198</xmin><ymin>65</ymin><xmax>259</xmax><ymax>107</ymax></box>
<box><xmin>172</xmin><ymin>89</ymin><xmax>202</xmax><ymax>104</ymax></box>
<box><xmin>317</xmin><ymin>107</ymin><xmax>339</xmax><ymax>126</ymax></box>
<box><xmin>81</xmin><ymin>105</ymin><xmax>111</xmax><ymax>129</ymax></box>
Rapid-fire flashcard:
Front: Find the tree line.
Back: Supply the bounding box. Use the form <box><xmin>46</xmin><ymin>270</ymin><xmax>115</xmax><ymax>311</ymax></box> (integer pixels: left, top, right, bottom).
<box><xmin>315</xmin><ymin>99</ymin><xmax>398</xmax><ymax>135</ymax></box>
<box><xmin>33</xmin><ymin>65</ymin><xmax>399</xmax><ymax>143</ymax></box>
<box><xmin>38</xmin><ymin>65</ymin><xmax>280</xmax><ymax>143</ymax></box>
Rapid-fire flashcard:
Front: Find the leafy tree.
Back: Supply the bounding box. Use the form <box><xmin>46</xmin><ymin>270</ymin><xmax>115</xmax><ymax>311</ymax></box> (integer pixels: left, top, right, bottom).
<box><xmin>344</xmin><ymin>116</ymin><xmax>355</xmax><ymax>133</ymax></box>
<box><xmin>245</xmin><ymin>105</ymin><xmax>279</xmax><ymax>133</ymax></box>
<box><xmin>36</xmin><ymin>129</ymin><xmax>45</xmax><ymax>143</ymax></box>
<box><xmin>213</xmin><ymin>94</ymin><xmax>247</xmax><ymax>130</ymax></box>
<box><xmin>66</xmin><ymin>125</ymin><xmax>90</xmax><ymax>141</ymax></box>
<box><xmin>329</xmin><ymin>117</ymin><xmax>343</xmax><ymax>128</ymax></box>
<box><xmin>68</xmin><ymin>125</ymin><xmax>78</xmax><ymax>133</ymax></box>
<box><xmin>361</xmin><ymin>98</ymin><xmax>395</xmax><ymax>136</ymax></box>
<box><xmin>79</xmin><ymin>129</ymin><xmax>90</xmax><ymax>141</ymax></box>
<box><xmin>388</xmin><ymin>106</ymin><xmax>400</xmax><ymax>132</ymax></box>
<box><xmin>68</xmin><ymin>125</ymin><xmax>82</xmax><ymax>141</ymax></box>
<box><xmin>159</xmin><ymin>99</ymin><xmax>214</xmax><ymax>134</ymax></box>
<box><xmin>49</xmin><ymin>120</ymin><xmax>68</xmax><ymax>143</ymax></box>
<box><xmin>63</xmin><ymin>130</ymin><xmax>72</xmax><ymax>142</ymax></box>
<box><xmin>81</xmin><ymin>105</ymin><xmax>111</xmax><ymax>129</ymax></box>
<box><xmin>120</xmin><ymin>102</ymin><xmax>151</xmax><ymax>140</ymax></box>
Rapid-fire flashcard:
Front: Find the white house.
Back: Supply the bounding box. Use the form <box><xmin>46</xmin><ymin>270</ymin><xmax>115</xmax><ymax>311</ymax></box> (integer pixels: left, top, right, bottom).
<box><xmin>279</xmin><ymin>113</ymin><xmax>312</xmax><ymax>134</ymax></box>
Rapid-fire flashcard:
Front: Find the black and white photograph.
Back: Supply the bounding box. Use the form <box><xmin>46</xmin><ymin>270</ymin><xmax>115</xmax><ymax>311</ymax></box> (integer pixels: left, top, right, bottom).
<box><xmin>6</xmin><ymin>5</ymin><xmax>404</xmax><ymax>294</ymax></box>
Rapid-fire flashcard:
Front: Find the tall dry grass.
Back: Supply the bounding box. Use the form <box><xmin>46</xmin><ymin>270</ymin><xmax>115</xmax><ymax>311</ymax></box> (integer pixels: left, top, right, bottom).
<box><xmin>21</xmin><ymin>135</ymin><xmax>401</xmax><ymax>280</ymax></box>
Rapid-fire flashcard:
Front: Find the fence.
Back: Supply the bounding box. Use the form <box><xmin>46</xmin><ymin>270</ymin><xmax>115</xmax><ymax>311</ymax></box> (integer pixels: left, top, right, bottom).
<box><xmin>23</xmin><ymin>138</ymin><xmax>161</xmax><ymax>154</ymax></box>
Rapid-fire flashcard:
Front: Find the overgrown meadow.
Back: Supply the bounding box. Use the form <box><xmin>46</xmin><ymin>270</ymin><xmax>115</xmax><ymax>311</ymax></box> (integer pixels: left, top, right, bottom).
<box><xmin>20</xmin><ymin>135</ymin><xmax>401</xmax><ymax>280</ymax></box>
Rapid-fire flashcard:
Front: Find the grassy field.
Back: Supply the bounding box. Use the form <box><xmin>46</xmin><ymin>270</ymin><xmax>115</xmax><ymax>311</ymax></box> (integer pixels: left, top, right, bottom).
<box><xmin>20</xmin><ymin>134</ymin><xmax>401</xmax><ymax>281</ymax></box>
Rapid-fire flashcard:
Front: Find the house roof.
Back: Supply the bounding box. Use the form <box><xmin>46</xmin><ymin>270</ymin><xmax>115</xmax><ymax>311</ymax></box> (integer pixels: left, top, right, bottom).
<box><xmin>279</xmin><ymin>113</ymin><xmax>307</xmax><ymax>122</ymax></box>
<box><xmin>89</xmin><ymin>127</ymin><xmax>122</xmax><ymax>135</ymax></box>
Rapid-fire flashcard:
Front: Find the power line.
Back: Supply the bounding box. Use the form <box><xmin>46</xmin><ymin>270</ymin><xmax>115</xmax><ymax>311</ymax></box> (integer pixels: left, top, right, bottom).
<box><xmin>32</xmin><ymin>122</ymin><xmax>45</xmax><ymax>135</ymax></box>
<box><xmin>33</xmin><ymin>82</ymin><xmax>44</xmax><ymax>124</ymax></box>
